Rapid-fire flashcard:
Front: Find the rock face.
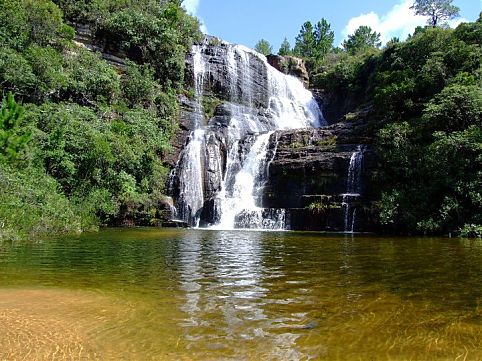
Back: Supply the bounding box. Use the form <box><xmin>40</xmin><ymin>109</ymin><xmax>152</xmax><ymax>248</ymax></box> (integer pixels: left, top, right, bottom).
<box><xmin>168</xmin><ymin>37</ymin><xmax>378</xmax><ymax>232</ymax></box>
<box><xmin>264</xmin><ymin>121</ymin><xmax>377</xmax><ymax>231</ymax></box>
<box><xmin>267</xmin><ymin>55</ymin><xmax>310</xmax><ymax>87</ymax></box>
<box><xmin>72</xmin><ymin>23</ymin><xmax>128</xmax><ymax>70</ymax></box>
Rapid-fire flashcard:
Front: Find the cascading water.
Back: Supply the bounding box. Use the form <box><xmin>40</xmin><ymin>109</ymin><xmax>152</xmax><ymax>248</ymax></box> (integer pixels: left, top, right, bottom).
<box><xmin>171</xmin><ymin>45</ymin><xmax>207</xmax><ymax>226</ymax></box>
<box><xmin>171</xmin><ymin>39</ymin><xmax>325</xmax><ymax>229</ymax></box>
<box><xmin>342</xmin><ymin>145</ymin><xmax>365</xmax><ymax>233</ymax></box>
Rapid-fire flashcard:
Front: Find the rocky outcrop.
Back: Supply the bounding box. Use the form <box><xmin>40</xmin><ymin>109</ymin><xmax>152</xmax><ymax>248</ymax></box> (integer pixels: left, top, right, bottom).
<box><xmin>72</xmin><ymin>23</ymin><xmax>128</xmax><ymax>69</ymax></box>
<box><xmin>263</xmin><ymin>120</ymin><xmax>378</xmax><ymax>231</ymax></box>
<box><xmin>267</xmin><ymin>55</ymin><xmax>309</xmax><ymax>87</ymax></box>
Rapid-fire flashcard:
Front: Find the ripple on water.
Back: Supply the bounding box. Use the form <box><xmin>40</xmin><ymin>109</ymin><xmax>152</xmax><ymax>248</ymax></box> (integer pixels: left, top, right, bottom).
<box><xmin>1</xmin><ymin>229</ymin><xmax>482</xmax><ymax>360</ymax></box>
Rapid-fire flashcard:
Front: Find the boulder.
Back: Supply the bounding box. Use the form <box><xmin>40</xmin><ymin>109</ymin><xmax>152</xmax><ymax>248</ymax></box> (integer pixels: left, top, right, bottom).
<box><xmin>267</xmin><ymin>55</ymin><xmax>310</xmax><ymax>87</ymax></box>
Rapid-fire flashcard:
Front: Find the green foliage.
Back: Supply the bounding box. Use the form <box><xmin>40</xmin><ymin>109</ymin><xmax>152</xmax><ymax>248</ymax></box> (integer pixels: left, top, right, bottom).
<box><xmin>0</xmin><ymin>165</ymin><xmax>95</xmax><ymax>241</ymax></box>
<box><xmin>121</xmin><ymin>61</ymin><xmax>160</xmax><ymax>108</ymax></box>
<box><xmin>313</xmin><ymin>19</ymin><xmax>335</xmax><ymax>60</ymax></box>
<box><xmin>278</xmin><ymin>38</ymin><xmax>292</xmax><ymax>56</ymax></box>
<box><xmin>294</xmin><ymin>19</ymin><xmax>334</xmax><ymax>68</ymax></box>
<box><xmin>0</xmin><ymin>0</ymin><xmax>73</xmax><ymax>50</ymax></box>
<box><xmin>254</xmin><ymin>39</ymin><xmax>272</xmax><ymax>55</ymax></box>
<box><xmin>314</xmin><ymin>18</ymin><xmax>481</xmax><ymax>234</ymax></box>
<box><xmin>421</xmin><ymin>84</ymin><xmax>482</xmax><ymax>132</ymax></box>
<box><xmin>28</xmin><ymin>102</ymin><xmax>173</xmax><ymax>223</ymax></box>
<box><xmin>0</xmin><ymin>0</ymin><xmax>200</xmax><ymax>239</ymax></box>
<box><xmin>314</xmin><ymin>136</ymin><xmax>337</xmax><ymax>150</ymax></box>
<box><xmin>294</xmin><ymin>22</ymin><xmax>315</xmax><ymax>57</ymax></box>
<box><xmin>0</xmin><ymin>93</ymin><xmax>31</xmax><ymax>163</ymax></box>
<box><xmin>202</xmin><ymin>96</ymin><xmax>222</xmax><ymax>120</ymax></box>
<box><xmin>0</xmin><ymin>48</ymin><xmax>37</xmax><ymax>99</ymax></box>
<box><xmin>312</xmin><ymin>48</ymin><xmax>379</xmax><ymax>106</ymax></box>
<box><xmin>410</xmin><ymin>0</ymin><xmax>460</xmax><ymax>27</ymax></box>
<box><xmin>93</xmin><ymin>0</ymin><xmax>202</xmax><ymax>89</ymax></box>
<box><xmin>342</xmin><ymin>26</ymin><xmax>381</xmax><ymax>55</ymax></box>
<box><xmin>371</xmin><ymin>21</ymin><xmax>482</xmax><ymax>234</ymax></box>
<box><xmin>459</xmin><ymin>224</ymin><xmax>482</xmax><ymax>238</ymax></box>
<box><xmin>63</xmin><ymin>48</ymin><xmax>121</xmax><ymax>105</ymax></box>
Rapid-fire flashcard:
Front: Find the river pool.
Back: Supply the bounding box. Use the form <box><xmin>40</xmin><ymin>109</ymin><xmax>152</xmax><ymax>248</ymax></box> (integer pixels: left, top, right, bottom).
<box><xmin>0</xmin><ymin>228</ymin><xmax>481</xmax><ymax>360</ymax></box>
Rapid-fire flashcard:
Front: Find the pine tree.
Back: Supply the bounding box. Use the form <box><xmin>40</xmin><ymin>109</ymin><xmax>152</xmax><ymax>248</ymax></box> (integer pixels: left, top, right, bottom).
<box><xmin>411</xmin><ymin>0</ymin><xmax>460</xmax><ymax>27</ymax></box>
<box><xmin>342</xmin><ymin>26</ymin><xmax>381</xmax><ymax>55</ymax></box>
<box><xmin>254</xmin><ymin>39</ymin><xmax>272</xmax><ymax>55</ymax></box>
<box><xmin>0</xmin><ymin>93</ymin><xmax>31</xmax><ymax>163</ymax></box>
<box><xmin>278</xmin><ymin>37</ymin><xmax>292</xmax><ymax>56</ymax></box>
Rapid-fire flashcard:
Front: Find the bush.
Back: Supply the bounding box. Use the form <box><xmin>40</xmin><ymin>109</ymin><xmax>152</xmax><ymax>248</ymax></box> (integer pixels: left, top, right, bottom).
<box><xmin>0</xmin><ymin>165</ymin><xmax>95</xmax><ymax>241</ymax></box>
<box><xmin>459</xmin><ymin>224</ymin><xmax>482</xmax><ymax>238</ymax></box>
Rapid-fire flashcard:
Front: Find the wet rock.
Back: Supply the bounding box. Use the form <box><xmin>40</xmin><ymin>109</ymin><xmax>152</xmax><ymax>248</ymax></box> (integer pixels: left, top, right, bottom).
<box><xmin>264</xmin><ymin>122</ymin><xmax>378</xmax><ymax>232</ymax></box>
<box><xmin>267</xmin><ymin>55</ymin><xmax>310</xmax><ymax>87</ymax></box>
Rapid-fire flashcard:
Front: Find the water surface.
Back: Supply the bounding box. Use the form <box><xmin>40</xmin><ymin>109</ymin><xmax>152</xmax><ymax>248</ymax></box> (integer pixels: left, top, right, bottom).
<box><xmin>1</xmin><ymin>228</ymin><xmax>481</xmax><ymax>360</ymax></box>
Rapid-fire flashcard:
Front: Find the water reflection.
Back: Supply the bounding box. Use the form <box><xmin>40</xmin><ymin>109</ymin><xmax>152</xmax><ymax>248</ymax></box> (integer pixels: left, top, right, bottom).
<box><xmin>177</xmin><ymin>231</ymin><xmax>277</xmax><ymax>355</ymax></box>
<box><xmin>0</xmin><ymin>230</ymin><xmax>481</xmax><ymax>360</ymax></box>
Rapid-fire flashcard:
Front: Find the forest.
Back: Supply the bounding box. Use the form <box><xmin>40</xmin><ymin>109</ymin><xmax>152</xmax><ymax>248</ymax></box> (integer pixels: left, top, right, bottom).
<box><xmin>0</xmin><ymin>0</ymin><xmax>480</xmax><ymax>239</ymax></box>
<box><xmin>0</xmin><ymin>0</ymin><xmax>201</xmax><ymax>240</ymax></box>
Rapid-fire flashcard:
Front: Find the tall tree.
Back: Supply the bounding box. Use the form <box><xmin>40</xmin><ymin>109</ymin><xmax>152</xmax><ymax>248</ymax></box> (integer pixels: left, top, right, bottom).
<box><xmin>342</xmin><ymin>26</ymin><xmax>381</xmax><ymax>54</ymax></box>
<box><xmin>293</xmin><ymin>21</ymin><xmax>315</xmax><ymax>58</ymax></box>
<box><xmin>294</xmin><ymin>19</ymin><xmax>334</xmax><ymax>65</ymax></box>
<box><xmin>313</xmin><ymin>18</ymin><xmax>334</xmax><ymax>60</ymax></box>
<box><xmin>278</xmin><ymin>37</ymin><xmax>292</xmax><ymax>56</ymax></box>
<box><xmin>410</xmin><ymin>0</ymin><xmax>460</xmax><ymax>27</ymax></box>
<box><xmin>254</xmin><ymin>39</ymin><xmax>272</xmax><ymax>55</ymax></box>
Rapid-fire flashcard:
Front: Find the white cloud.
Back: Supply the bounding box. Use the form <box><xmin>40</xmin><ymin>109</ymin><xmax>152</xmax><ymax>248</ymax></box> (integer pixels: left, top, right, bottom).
<box><xmin>182</xmin><ymin>0</ymin><xmax>208</xmax><ymax>34</ymax></box>
<box><xmin>182</xmin><ymin>0</ymin><xmax>199</xmax><ymax>16</ymax></box>
<box><xmin>341</xmin><ymin>0</ymin><xmax>432</xmax><ymax>45</ymax></box>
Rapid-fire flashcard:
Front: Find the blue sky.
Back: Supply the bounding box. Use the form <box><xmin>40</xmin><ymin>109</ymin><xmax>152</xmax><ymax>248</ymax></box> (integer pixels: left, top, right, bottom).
<box><xmin>183</xmin><ymin>0</ymin><xmax>481</xmax><ymax>51</ymax></box>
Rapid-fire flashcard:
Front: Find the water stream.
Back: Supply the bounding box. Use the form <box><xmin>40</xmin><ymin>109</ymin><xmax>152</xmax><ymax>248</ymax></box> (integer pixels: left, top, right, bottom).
<box><xmin>342</xmin><ymin>145</ymin><xmax>365</xmax><ymax>233</ymax></box>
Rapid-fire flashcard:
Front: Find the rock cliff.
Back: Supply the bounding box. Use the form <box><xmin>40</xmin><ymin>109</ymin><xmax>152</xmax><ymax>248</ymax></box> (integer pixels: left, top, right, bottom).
<box><xmin>168</xmin><ymin>37</ymin><xmax>378</xmax><ymax>231</ymax></box>
<box><xmin>264</xmin><ymin>121</ymin><xmax>377</xmax><ymax>231</ymax></box>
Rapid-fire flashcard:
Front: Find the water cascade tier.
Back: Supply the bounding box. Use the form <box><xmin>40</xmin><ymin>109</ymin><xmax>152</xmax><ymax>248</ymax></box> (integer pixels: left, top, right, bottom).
<box><xmin>341</xmin><ymin>145</ymin><xmax>365</xmax><ymax>233</ymax></box>
<box><xmin>169</xmin><ymin>38</ymin><xmax>325</xmax><ymax>229</ymax></box>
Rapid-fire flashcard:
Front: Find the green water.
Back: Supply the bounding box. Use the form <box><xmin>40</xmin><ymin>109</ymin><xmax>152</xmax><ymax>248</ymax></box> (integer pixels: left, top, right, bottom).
<box><xmin>0</xmin><ymin>228</ymin><xmax>481</xmax><ymax>360</ymax></box>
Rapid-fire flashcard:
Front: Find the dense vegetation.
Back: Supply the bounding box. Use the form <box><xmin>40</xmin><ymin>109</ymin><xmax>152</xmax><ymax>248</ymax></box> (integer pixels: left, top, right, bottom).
<box><xmin>289</xmin><ymin>14</ymin><xmax>481</xmax><ymax>236</ymax></box>
<box><xmin>0</xmin><ymin>0</ymin><xmax>201</xmax><ymax>240</ymax></box>
<box><xmin>1</xmin><ymin>0</ymin><xmax>480</xmax><ymax>239</ymax></box>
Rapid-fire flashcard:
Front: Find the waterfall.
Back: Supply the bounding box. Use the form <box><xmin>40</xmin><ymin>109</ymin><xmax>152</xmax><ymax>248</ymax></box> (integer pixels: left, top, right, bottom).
<box><xmin>170</xmin><ymin>39</ymin><xmax>325</xmax><ymax>229</ymax></box>
<box><xmin>342</xmin><ymin>146</ymin><xmax>365</xmax><ymax>233</ymax></box>
<box><xmin>170</xmin><ymin>45</ymin><xmax>207</xmax><ymax>226</ymax></box>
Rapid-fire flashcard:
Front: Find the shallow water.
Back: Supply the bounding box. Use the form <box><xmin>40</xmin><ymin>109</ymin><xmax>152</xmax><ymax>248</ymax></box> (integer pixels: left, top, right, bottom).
<box><xmin>0</xmin><ymin>228</ymin><xmax>481</xmax><ymax>360</ymax></box>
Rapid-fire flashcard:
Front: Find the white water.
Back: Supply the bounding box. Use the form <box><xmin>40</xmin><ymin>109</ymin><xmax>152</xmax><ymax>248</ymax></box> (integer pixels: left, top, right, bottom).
<box><xmin>342</xmin><ymin>146</ymin><xmax>365</xmax><ymax>233</ymax></box>
<box><xmin>173</xmin><ymin>45</ymin><xmax>207</xmax><ymax>226</ymax></box>
<box><xmin>173</xmin><ymin>41</ymin><xmax>325</xmax><ymax>229</ymax></box>
<box><xmin>214</xmin><ymin>132</ymin><xmax>276</xmax><ymax>229</ymax></box>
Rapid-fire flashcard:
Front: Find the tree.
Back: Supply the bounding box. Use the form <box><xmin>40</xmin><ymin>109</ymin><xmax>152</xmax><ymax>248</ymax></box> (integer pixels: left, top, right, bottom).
<box><xmin>313</xmin><ymin>19</ymin><xmax>334</xmax><ymax>60</ymax></box>
<box><xmin>410</xmin><ymin>0</ymin><xmax>460</xmax><ymax>27</ymax></box>
<box><xmin>294</xmin><ymin>19</ymin><xmax>334</xmax><ymax>65</ymax></box>
<box><xmin>294</xmin><ymin>21</ymin><xmax>315</xmax><ymax>58</ymax></box>
<box><xmin>0</xmin><ymin>93</ymin><xmax>31</xmax><ymax>163</ymax></box>
<box><xmin>342</xmin><ymin>26</ymin><xmax>381</xmax><ymax>54</ymax></box>
<box><xmin>278</xmin><ymin>37</ymin><xmax>291</xmax><ymax>56</ymax></box>
<box><xmin>254</xmin><ymin>39</ymin><xmax>272</xmax><ymax>55</ymax></box>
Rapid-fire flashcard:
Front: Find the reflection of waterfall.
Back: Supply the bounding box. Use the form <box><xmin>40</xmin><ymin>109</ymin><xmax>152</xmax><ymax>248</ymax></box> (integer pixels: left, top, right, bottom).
<box><xmin>342</xmin><ymin>146</ymin><xmax>365</xmax><ymax>233</ymax></box>
<box><xmin>170</xmin><ymin>40</ymin><xmax>325</xmax><ymax>229</ymax></box>
<box><xmin>177</xmin><ymin>231</ymin><xmax>269</xmax><ymax>344</ymax></box>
